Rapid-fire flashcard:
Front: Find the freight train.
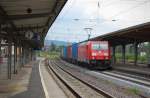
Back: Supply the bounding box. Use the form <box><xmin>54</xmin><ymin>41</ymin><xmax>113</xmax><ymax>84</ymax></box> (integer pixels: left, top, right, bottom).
<box><xmin>61</xmin><ymin>41</ymin><xmax>111</xmax><ymax>69</ymax></box>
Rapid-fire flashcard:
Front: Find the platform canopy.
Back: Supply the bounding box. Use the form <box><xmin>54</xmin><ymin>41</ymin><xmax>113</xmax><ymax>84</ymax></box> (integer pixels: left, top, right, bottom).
<box><xmin>0</xmin><ymin>0</ymin><xmax>67</xmax><ymax>48</ymax></box>
<box><xmin>91</xmin><ymin>22</ymin><xmax>150</xmax><ymax>46</ymax></box>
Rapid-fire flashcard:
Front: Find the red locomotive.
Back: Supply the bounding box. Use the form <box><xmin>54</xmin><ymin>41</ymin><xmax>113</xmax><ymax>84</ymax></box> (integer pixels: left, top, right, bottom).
<box><xmin>78</xmin><ymin>41</ymin><xmax>111</xmax><ymax>69</ymax></box>
<box><xmin>62</xmin><ymin>41</ymin><xmax>111</xmax><ymax>69</ymax></box>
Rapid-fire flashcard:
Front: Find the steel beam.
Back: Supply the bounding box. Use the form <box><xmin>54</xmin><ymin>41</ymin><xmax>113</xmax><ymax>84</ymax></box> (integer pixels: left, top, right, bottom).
<box><xmin>0</xmin><ymin>43</ymin><xmax>14</xmax><ymax>46</ymax></box>
<box><xmin>2</xmin><ymin>25</ymin><xmax>45</xmax><ymax>32</ymax></box>
<box><xmin>0</xmin><ymin>6</ymin><xmax>16</xmax><ymax>29</ymax></box>
<box><xmin>8</xmin><ymin>12</ymin><xmax>52</xmax><ymax>20</ymax></box>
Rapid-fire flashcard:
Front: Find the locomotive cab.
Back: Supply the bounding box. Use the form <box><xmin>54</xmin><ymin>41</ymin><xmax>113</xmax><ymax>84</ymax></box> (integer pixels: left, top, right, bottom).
<box><xmin>89</xmin><ymin>41</ymin><xmax>111</xmax><ymax>69</ymax></box>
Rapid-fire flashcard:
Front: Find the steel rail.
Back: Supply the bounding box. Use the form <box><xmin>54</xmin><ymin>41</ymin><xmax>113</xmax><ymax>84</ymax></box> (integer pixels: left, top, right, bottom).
<box><xmin>52</xmin><ymin>60</ymin><xmax>114</xmax><ymax>98</ymax></box>
<box><xmin>48</xmin><ymin>60</ymin><xmax>82</xmax><ymax>98</ymax></box>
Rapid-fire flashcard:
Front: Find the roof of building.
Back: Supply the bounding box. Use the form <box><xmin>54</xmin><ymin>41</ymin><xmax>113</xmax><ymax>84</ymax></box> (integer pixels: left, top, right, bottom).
<box><xmin>91</xmin><ymin>22</ymin><xmax>150</xmax><ymax>46</ymax></box>
<box><xmin>0</xmin><ymin>0</ymin><xmax>67</xmax><ymax>48</ymax></box>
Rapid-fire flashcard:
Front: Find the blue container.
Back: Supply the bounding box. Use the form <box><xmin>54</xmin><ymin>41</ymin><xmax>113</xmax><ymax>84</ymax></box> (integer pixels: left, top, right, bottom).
<box><xmin>63</xmin><ymin>46</ymin><xmax>67</xmax><ymax>58</ymax></box>
<box><xmin>72</xmin><ymin>43</ymin><xmax>78</xmax><ymax>60</ymax></box>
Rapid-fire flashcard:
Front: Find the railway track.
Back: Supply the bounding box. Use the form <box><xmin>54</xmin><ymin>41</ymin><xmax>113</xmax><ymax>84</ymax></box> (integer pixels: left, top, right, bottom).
<box><xmin>60</xmin><ymin>59</ymin><xmax>150</xmax><ymax>88</ymax></box>
<box><xmin>59</xmin><ymin>59</ymin><xmax>149</xmax><ymax>98</ymax></box>
<box><xmin>47</xmin><ymin>59</ymin><xmax>147</xmax><ymax>98</ymax></box>
<box><xmin>48</xmin><ymin>60</ymin><xmax>113</xmax><ymax>98</ymax></box>
<box><xmin>101</xmin><ymin>71</ymin><xmax>150</xmax><ymax>87</ymax></box>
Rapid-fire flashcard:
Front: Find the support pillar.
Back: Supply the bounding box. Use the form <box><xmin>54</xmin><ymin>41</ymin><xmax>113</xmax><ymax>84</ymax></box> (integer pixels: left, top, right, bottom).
<box><xmin>7</xmin><ymin>40</ymin><xmax>12</xmax><ymax>79</ymax></box>
<box><xmin>122</xmin><ymin>44</ymin><xmax>126</xmax><ymax>64</ymax></box>
<box><xmin>14</xmin><ymin>44</ymin><xmax>17</xmax><ymax>74</ymax></box>
<box><xmin>24</xmin><ymin>47</ymin><xmax>27</xmax><ymax>65</ymax></box>
<box><xmin>30</xmin><ymin>48</ymin><xmax>34</xmax><ymax>61</ymax></box>
<box><xmin>134</xmin><ymin>42</ymin><xmax>138</xmax><ymax>65</ymax></box>
<box><xmin>19</xmin><ymin>45</ymin><xmax>22</xmax><ymax>68</ymax></box>
<box><xmin>30</xmin><ymin>48</ymin><xmax>32</xmax><ymax>61</ymax></box>
<box><xmin>27</xmin><ymin>48</ymin><xmax>29</xmax><ymax>62</ymax></box>
<box><xmin>22</xmin><ymin>47</ymin><xmax>24</xmax><ymax>66</ymax></box>
<box><xmin>148</xmin><ymin>42</ymin><xmax>150</xmax><ymax>67</ymax></box>
<box><xmin>26</xmin><ymin>48</ymin><xmax>28</xmax><ymax>63</ymax></box>
<box><xmin>24</xmin><ymin>48</ymin><xmax>27</xmax><ymax>64</ymax></box>
<box><xmin>0</xmin><ymin>39</ymin><xmax>1</xmax><ymax>74</ymax></box>
<box><xmin>21</xmin><ymin>47</ymin><xmax>23</xmax><ymax>67</ymax></box>
<box><xmin>0</xmin><ymin>25</ymin><xmax>1</xmax><ymax>74</ymax></box>
<box><xmin>112</xmin><ymin>46</ymin><xmax>116</xmax><ymax>64</ymax></box>
<box><xmin>16</xmin><ymin>46</ymin><xmax>18</xmax><ymax>70</ymax></box>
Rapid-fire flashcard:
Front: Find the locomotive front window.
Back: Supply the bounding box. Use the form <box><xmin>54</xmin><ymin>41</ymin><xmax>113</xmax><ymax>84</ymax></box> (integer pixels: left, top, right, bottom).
<box><xmin>92</xmin><ymin>43</ymin><xmax>108</xmax><ymax>50</ymax></box>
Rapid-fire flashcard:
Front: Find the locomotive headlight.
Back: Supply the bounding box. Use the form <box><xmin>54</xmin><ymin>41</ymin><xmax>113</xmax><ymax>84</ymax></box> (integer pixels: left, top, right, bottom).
<box><xmin>92</xmin><ymin>53</ymin><xmax>97</xmax><ymax>56</ymax></box>
<box><xmin>104</xmin><ymin>53</ymin><xmax>108</xmax><ymax>56</ymax></box>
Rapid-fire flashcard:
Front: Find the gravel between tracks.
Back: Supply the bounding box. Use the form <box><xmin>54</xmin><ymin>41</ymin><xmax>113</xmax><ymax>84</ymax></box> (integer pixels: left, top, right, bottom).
<box><xmin>57</xmin><ymin>59</ymin><xmax>144</xmax><ymax>98</ymax></box>
<box><xmin>49</xmin><ymin>60</ymin><xmax>106</xmax><ymax>98</ymax></box>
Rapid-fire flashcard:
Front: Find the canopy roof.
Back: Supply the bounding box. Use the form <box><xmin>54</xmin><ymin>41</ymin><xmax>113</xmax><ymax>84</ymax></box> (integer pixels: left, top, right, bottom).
<box><xmin>0</xmin><ymin>0</ymin><xmax>67</xmax><ymax>48</ymax></box>
<box><xmin>91</xmin><ymin>22</ymin><xmax>150</xmax><ymax>46</ymax></box>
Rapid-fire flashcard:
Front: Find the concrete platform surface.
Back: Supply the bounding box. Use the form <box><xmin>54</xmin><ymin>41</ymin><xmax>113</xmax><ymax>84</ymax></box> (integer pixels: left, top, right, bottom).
<box><xmin>0</xmin><ymin>60</ymin><xmax>45</xmax><ymax>98</ymax></box>
<box><xmin>39</xmin><ymin>59</ymin><xmax>67</xmax><ymax>98</ymax></box>
<box><xmin>0</xmin><ymin>58</ymin><xmax>69</xmax><ymax>98</ymax></box>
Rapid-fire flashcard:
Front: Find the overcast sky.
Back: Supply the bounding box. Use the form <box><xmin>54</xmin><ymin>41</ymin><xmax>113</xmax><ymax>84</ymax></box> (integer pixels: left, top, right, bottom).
<box><xmin>45</xmin><ymin>0</ymin><xmax>150</xmax><ymax>42</ymax></box>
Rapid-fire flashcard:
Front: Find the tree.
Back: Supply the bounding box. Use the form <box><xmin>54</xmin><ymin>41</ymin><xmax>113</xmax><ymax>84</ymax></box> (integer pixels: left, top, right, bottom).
<box><xmin>50</xmin><ymin>42</ymin><xmax>56</xmax><ymax>51</ymax></box>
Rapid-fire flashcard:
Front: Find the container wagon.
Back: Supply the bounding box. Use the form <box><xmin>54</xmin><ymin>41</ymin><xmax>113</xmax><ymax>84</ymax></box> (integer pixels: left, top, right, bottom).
<box><xmin>67</xmin><ymin>45</ymin><xmax>72</xmax><ymax>61</ymax></box>
<box><xmin>71</xmin><ymin>43</ymin><xmax>78</xmax><ymax>63</ymax></box>
<box><xmin>62</xmin><ymin>46</ymin><xmax>67</xmax><ymax>60</ymax></box>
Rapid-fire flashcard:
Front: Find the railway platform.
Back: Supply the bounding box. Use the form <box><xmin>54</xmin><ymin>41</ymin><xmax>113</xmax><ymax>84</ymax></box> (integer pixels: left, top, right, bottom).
<box><xmin>0</xmin><ymin>60</ymin><xmax>45</xmax><ymax>98</ymax></box>
<box><xmin>113</xmin><ymin>63</ymin><xmax>150</xmax><ymax>77</ymax></box>
<box><xmin>0</xmin><ymin>58</ymin><xmax>67</xmax><ymax>98</ymax></box>
<box><xmin>39</xmin><ymin>58</ymin><xmax>67</xmax><ymax>98</ymax></box>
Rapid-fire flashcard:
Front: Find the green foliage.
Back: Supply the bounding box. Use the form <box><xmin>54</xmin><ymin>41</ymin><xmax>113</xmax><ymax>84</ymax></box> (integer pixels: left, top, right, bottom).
<box><xmin>38</xmin><ymin>51</ymin><xmax>60</xmax><ymax>60</ymax></box>
<box><xmin>114</xmin><ymin>42</ymin><xmax>150</xmax><ymax>64</ymax></box>
<box><xmin>116</xmin><ymin>53</ymin><xmax>122</xmax><ymax>58</ymax></box>
<box><xmin>138</xmin><ymin>56</ymin><xmax>147</xmax><ymax>63</ymax></box>
<box><xmin>126</xmin><ymin>53</ymin><xmax>135</xmax><ymax>62</ymax></box>
<box><xmin>127</xmin><ymin>87</ymin><xmax>140</xmax><ymax>95</ymax></box>
<box><xmin>144</xmin><ymin>42</ymin><xmax>150</xmax><ymax>57</ymax></box>
<box><xmin>48</xmin><ymin>42</ymin><xmax>63</xmax><ymax>53</ymax></box>
<box><xmin>39</xmin><ymin>43</ymin><xmax>63</xmax><ymax>59</ymax></box>
<box><xmin>48</xmin><ymin>51</ymin><xmax>60</xmax><ymax>59</ymax></box>
<box><xmin>50</xmin><ymin>42</ymin><xmax>56</xmax><ymax>51</ymax></box>
<box><xmin>115</xmin><ymin>53</ymin><xmax>148</xmax><ymax>63</ymax></box>
<box><xmin>115</xmin><ymin>53</ymin><xmax>122</xmax><ymax>62</ymax></box>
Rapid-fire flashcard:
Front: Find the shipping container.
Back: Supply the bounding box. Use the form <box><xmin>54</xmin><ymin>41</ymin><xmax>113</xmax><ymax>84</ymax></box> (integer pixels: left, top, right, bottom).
<box><xmin>72</xmin><ymin>43</ymin><xmax>78</xmax><ymax>60</ymax></box>
<box><xmin>63</xmin><ymin>46</ymin><xmax>67</xmax><ymax>58</ymax></box>
<box><xmin>78</xmin><ymin>41</ymin><xmax>89</xmax><ymax>62</ymax></box>
<box><xmin>67</xmin><ymin>45</ymin><xmax>72</xmax><ymax>59</ymax></box>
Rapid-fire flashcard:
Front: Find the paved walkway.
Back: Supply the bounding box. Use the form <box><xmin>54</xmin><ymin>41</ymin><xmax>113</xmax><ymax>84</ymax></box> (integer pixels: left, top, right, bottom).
<box><xmin>0</xmin><ymin>60</ymin><xmax>45</xmax><ymax>98</ymax></box>
<box><xmin>9</xmin><ymin>60</ymin><xmax>45</xmax><ymax>98</ymax></box>
<box><xmin>0</xmin><ymin>58</ymin><xmax>68</xmax><ymax>98</ymax></box>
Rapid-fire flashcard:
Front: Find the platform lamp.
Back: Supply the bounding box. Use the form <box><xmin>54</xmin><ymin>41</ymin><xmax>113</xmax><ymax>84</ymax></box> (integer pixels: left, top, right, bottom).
<box><xmin>84</xmin><ymin>27</ymin><xmax>93</xmax><ymax>41</ymax></box>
